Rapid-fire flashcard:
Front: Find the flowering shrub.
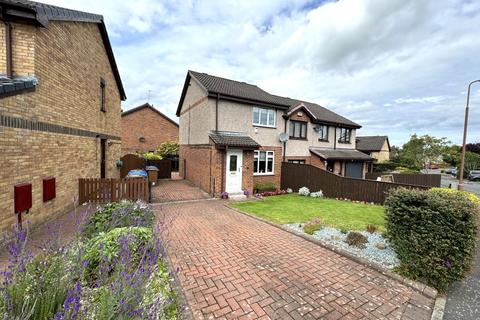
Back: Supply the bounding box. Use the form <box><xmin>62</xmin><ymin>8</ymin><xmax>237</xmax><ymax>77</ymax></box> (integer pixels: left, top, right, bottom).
<box><xmin>298</xmin><ymin>187</ymin><xmax>310</xmax><ymax>196</ymax></box>
<box><xmin>259</xmin><ymin>189</ymin><xmax>287</xmax><ymax>197</ymax></box>
<box><xmin>221</xmin><ymin>192</ymin><xmax>229</xmax><ymax>199</ymax></box>
<box><xmin>82</xmin><ymin>227</ymin><xmax>153</xmax><ymax>280</ymax></box>
<box><xmin>310</xmin><ymin>191</ymin><xmax>323</xmax><ymax>198</ymax></box>
<box><xmin>286</xmin><ymin>188</ymin><xmax>293</xmax><ymax>194</ymax></box>
<box><xmin>385</xmin><ymin>188</ymin><xmax>478</xmax><ymax>292</ymax></box>
<box><xmin>0</xmin><ymin>201</ymin><xmax>178</xmax><ymax>319</ymax></box>
<box><xmin>82</xmin><ymin>200</ymin><xmax>154</xmax><ymax>239</ymax></box>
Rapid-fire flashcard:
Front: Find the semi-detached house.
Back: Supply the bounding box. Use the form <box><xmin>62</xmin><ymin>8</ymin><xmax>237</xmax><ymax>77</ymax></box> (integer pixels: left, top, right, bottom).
<box><xmin>177</xmin><ymin>71</ymin><xmax>372</xmax><ymax>196</ymax></box>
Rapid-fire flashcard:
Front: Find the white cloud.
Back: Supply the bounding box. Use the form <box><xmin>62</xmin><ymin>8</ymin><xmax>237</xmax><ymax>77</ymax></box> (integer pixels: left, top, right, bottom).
<box><xmin>43</xmin><ymin>0</ymin><xmax>480</xmax><ymax>146</ymax></box>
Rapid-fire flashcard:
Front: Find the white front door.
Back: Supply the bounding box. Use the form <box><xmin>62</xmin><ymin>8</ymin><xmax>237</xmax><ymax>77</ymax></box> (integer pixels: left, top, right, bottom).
<box><xmin>226</xmin><ymin>149</ymin><xmax>243</xmax><ymax>193</ymax></box>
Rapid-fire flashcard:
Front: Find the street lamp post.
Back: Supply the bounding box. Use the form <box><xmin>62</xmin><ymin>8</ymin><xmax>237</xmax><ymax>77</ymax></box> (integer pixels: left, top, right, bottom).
<box><xmin>458</xmin><ymin>80</ymin><xmax>480</xmax><ymax>191</ymax></box>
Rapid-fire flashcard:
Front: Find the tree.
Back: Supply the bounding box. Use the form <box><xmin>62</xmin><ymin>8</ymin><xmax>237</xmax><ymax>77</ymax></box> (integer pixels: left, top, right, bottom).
<box><xmin>156</xmin><ymin>141</ymin><xmax>179</xmax><ymax>158</ymax></box>
<box><xmin>466</xmin><ymin>143</ymin><xmax>480</xmax><ymax>155</ymax></box>
<box><xmin>442</xmin><ymin>145</ymin><xmax>461</xmax><ymax>166</ymax></box>
<box><xmin>401</xmin><ymin>134</ymin><xmax>450</xmax><ymax>171</ymax></box>
<box><xmin>463</xmin><ymin>151</ymin><xmax>480</xmax><ymax>173</ymax></box>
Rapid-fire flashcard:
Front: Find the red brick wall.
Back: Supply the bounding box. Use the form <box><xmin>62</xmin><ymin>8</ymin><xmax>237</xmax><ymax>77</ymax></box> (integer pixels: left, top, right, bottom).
<box><xmin>242</xmin><ymin>150</ymin><xmax>254</xmax><ymax>194</ymax></box>
<box><xmin>179</xmin><ymin>144</ymin><xmax>224</xmax><ymax>195</ymax></box>
<box><xmin>122</xmin><ymin>107</ymin><xmax>178</xmax><ymax>155</ymax></box>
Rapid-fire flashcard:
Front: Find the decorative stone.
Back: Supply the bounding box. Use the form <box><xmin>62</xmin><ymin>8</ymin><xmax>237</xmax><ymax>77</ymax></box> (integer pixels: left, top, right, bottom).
<box><xmin>376</xmin><ymin>243</ymin><xmax>387</xmax><ymax>250</ymax></box>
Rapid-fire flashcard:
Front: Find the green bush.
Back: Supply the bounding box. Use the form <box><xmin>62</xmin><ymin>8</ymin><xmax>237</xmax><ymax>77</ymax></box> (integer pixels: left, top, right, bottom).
<box><xmin>82</xmin><ymin>201</ymin><xmax>154</xmax><ymax>239</ymax></box>
<box><xmin>139</xmin><ymin>152</ymin><xmax>163</xmax><ymax>160</ymax></box>
<box><xmin>156</xmin><ymin>141</ymin><xmax>179</xmax><ymax>158</ymax></box>
<box><xmin>303</xmin><ymin>218</ymin><xmax>323</xmax><ymax>235</ymax></box>
<box><xmin>83</xmin><ymin>227</ymin><xmax>153</xmax><ymax>279</ymax></box>
<box><xmin>345</xmin><ymin>231</ymin><xmax>368</xmax><ymax>248</ymax></box>
<box><xmin>254</xmin><ymin>182</ymin><xmax>277</xmax><ymax>192</ymax></box>
<box><xmin>385</xmin><ymin>188</ymin><xmax>478</xmax><ymax>291</ymax></box>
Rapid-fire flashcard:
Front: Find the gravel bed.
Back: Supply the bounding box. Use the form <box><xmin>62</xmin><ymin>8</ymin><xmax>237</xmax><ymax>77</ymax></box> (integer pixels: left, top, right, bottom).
<box><xmin>283</xmin><ymin>224</ymin><xmax>399</xmax><ymax>269</ymax></box>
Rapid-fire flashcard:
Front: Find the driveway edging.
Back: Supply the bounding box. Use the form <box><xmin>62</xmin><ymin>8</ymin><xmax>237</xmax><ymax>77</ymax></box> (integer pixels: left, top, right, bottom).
<box><xmin>226</xmin><ymin>203</ymin><xmax>438</xmax><ymax>300</ymax></box>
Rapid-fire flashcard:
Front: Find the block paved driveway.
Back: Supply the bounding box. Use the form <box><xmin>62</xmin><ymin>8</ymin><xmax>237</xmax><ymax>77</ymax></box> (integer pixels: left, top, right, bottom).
<box><xmin>155</xmin><ymin>199</ymin><xmax>434</xmax><ymax>320</ymax></box>
<box><xmin>152</xmin><ymin>179</ymin><xmax>210</xmax><ymax>203</ymax></box>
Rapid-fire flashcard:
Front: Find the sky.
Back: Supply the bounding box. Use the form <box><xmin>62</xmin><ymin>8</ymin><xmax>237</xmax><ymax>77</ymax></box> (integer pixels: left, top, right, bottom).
<box><xmin>44</xmin><ymin>0</ymin><xmax>480</xmax><ymax>146</ymax></box>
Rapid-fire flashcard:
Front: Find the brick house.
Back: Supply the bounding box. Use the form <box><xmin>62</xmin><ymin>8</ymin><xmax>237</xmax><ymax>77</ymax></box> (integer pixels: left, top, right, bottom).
<box><xmin>177</xmin><ymin>71</ymin><xmax>372</xmax><ymax>196</ymax></box>
<box><xmin>0</xmin><ymin>1</ymin><xmax>125</xmax><ymax>235</ymax></box>
<box><xmin>356</xmin><ymin>136</ymin><xmax>391</xmax><ymax>163</ymax></box>
<box><xmin>121</xmin><ymin>103</ymin><xmax>179</xmax><ymax>155</ymax></box>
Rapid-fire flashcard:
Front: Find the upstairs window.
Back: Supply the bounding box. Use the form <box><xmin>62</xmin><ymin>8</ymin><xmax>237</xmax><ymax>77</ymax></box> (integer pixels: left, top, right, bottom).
<box><xmin>288</xmin><ymin>159</ymin><xmax>305</xmax><ymax>164</ymax></box>
<box><xmin>253</xmin><ymin>107</ymin><xmax>275</xmax><ymax>127</ymax></box>
<box><xmin>338</xmin><ymin>127</ymin><xmax>352</xmax><ymax>143</ymax></box>
<box><xmin>100</xmin><ymin>78</ymin><xmax>106</xmax><ymax>112</ymax></box>
<box><xmin>317</xmin><ymin>124</ymin><xmax>329</xmax><ymax>141</ymax></box>
<box><xmin>289</xmin><ymin>120</ymin><xmax>307</xmax><ymax>139</ymax></box>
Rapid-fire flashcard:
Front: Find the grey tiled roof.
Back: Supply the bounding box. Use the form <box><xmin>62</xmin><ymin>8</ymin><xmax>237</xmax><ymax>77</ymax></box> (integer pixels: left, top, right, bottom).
<box><xmin>310</xmin><ymin>147</ymin><xmax>373</xmax><ymax>161</ymax></box>
<box><xmin>209</xmin><ymin>131</ymin><xmax>261</xmax><ymax>148</ymax></box>
<box><xmin>186</xmin><ymin>71</ymin><xmax>360</xmax><ymax>128</ymax></box>
<box><xmin>0</xmin><ymin>76</ymin><xmax>36</xmax><ymax>97</ymax></box>
<box><xmin>190</xmin><ymin>71</ymin><xmax>289</xmax><ymax>106</ymax></box>
<box><xmin>1</xmin><ymin>0</ymin><xmax>103</xmax><ymax>23</ymax></box>
<box><xmin>356</xmin><ymin>136</ymin><xmax>389</xmax><ymax>152</ymax></box>
<box><xmin>0</xmin><ymin>0</ymin><xmax>126</xmax><ymax>100</ymax></box>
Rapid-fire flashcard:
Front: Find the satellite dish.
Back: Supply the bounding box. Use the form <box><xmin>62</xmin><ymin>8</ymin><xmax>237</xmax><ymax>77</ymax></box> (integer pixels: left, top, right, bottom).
<box><xmin>279</xmin><ymin>132</ymin><xmax>289</xmax><ymax>142</ymax></box>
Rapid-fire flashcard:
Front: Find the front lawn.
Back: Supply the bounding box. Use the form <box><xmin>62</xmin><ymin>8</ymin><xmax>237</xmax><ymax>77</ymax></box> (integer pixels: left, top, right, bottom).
<box><xmin>231</xmin><ymin>194</ymin><xmax>385</xmax><ymax>231</ymax></box>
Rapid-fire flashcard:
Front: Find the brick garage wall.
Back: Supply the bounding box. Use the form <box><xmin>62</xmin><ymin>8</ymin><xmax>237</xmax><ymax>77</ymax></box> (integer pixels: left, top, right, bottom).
<box><xmin>121</xmin><ymin>107</ymin><xmax>179</xmax><ymax>155</ymax></box>
<box><xmin>0</xmin><ymin>21</ymin><xmax>121</xmax><ymax>236</ymax></box>
<box><xmin>252</xmin><ymin>146</ymin><xmax>282</xmax><ymax>189</ymax></box>
<box><xmin>180</xmin><ymin>144</ymin><xmax>224</xmax><ymax>195</ymax></box>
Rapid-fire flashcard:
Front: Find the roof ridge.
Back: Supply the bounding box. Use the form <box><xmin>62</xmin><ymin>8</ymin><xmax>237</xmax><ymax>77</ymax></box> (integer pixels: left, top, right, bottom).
<box><xmin>189</xmin><ymin>70</ymin><xmax>262</xmax><ymax>88</ymax></box>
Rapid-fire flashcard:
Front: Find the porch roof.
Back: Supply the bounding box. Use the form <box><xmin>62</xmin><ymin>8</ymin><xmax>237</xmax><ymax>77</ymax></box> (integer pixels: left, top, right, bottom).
<box><xmin>209</xmin><ymin>131</ymin><xmax>261</xmax><ymax>149</ymax></box>
<box><xmin>310</xmin><ymin>147</ymin><xmax>373</xmax><ymax>161</ymax></box>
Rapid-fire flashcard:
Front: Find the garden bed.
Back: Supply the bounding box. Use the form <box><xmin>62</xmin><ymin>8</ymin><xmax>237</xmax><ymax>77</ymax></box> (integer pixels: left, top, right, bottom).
<box><xmin>284</xmin><ymin>224</ymin><xmax>399</xmax><ymax>269</ymax></box>
<box><xmin>0</xmin><ymin>200</ymin><xmax>178</xmax><ymax>320</ymax></box>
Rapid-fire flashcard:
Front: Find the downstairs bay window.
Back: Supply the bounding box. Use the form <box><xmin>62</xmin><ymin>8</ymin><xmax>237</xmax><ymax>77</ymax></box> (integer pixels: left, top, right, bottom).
<box><xmin>254</xmin><ymin>150</ymin><xmax>274</xmax><ymax>175</ymax></box>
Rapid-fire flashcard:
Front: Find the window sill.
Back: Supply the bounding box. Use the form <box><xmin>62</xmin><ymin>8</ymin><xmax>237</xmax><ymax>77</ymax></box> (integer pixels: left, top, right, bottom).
<box><xmin>253</xmin><ymin>124</ymin><xmax>276</xmax><ymax>129</ymax></box>
<box><xmin>253</xmin><ymin>173</ymin><xmax>275</xmax><ymax>176</ymax></box>
<box><xmin>337</xmin><ymin>141</ymin><xmax>351</xmax><ymax>144</ymax></box>
<box><xmin>318</xmin><ymin>139</ymin><xmax>329</xmax><ymax>142</ymax></box>
<box><xmin>289</xmin><ymin>137</ymin><xmax>307</xmax><ymax>140</ymax></box>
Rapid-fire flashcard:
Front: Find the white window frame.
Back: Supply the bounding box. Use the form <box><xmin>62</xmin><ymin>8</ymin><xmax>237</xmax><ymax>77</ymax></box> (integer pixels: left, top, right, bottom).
<box><xmin>318</xmin><ymin>124</ymin><xmax>329</xmax><ymax>141</ymax></box>
<box><xmin>253</xmin><ymin>150</ymin><xmax>274</xmax><ymax>175</ymax></box>
<box><xmin>338</xmin><ymin>127</ymin><xmax>352</xmax><ymax>143</ymax></box>
<box><xmin>253</xmin><ymin>107</ymin><xmax>276</xmax><ymax>127</ymax></box>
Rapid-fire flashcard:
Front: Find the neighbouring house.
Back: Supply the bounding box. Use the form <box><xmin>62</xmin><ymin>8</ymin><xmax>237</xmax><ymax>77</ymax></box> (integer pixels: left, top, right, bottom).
<box><xmin>177</xmin><ymin>71</ymin><xmax>373</xmax><ymax>196</ymax></box>
<box><xmin>121</xmin><ymin>103</ymin><xmax>179</xmax><ymax>155</ymax></box>
<box><xmin>356</xmin><ymin>136</ymin><xmax>391</xmax><ymax>163</ymax></box>
<box><xmin>0</xmin><ymin>1</ymin><xmax>125</xmax><ymax>235</ymax></box>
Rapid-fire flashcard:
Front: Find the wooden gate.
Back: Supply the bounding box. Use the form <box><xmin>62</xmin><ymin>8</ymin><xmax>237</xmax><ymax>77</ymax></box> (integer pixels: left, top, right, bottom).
<box><xmin>120</xmin><ymin>154</ymin><xmax>145</xmax><ymax>178</ymax></box>
<box><xmin>79</xmin><ymin>178</ymin><xmax>148</xmax><ymax>203</ymax></box>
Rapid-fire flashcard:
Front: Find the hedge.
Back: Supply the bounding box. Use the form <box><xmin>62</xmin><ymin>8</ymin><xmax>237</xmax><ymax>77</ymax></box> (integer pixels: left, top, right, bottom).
<box><xmin>385</xmin><ymin>188</ymin><xmax>478</xmax><ymax>291</ymax></box>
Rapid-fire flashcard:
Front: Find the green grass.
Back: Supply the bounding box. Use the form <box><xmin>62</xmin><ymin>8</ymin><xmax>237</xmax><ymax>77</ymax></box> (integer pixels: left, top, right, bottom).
<box><xmin>231</xmin><ymin>194</ymin><xmax>385</xmax><ymax>231</ymax></box>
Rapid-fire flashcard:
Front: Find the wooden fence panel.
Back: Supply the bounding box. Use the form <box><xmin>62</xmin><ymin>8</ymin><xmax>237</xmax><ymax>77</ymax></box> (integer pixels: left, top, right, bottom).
<box><xmin>146</xmin><ymin>159</ymin><xmax>172</xmax><ymax>179</ymax></box>
<box><xmin>281</xmin><ymin>162</ymin><xmax>430</xmax><ymax>204</ymax></box>
<box><xmin>120</xmin><ymin>154</ymin><xmax>145</xmax><ymax>178</ymax></box>
<box><xmin>79</xmin><ymin>178</ymin><xmax>148</xmax><ymax>204</ymax></box>
<box><xmin>365</xmin><ymin>172</ymin><xmax>441</xmax><ymax>187</ymax></box>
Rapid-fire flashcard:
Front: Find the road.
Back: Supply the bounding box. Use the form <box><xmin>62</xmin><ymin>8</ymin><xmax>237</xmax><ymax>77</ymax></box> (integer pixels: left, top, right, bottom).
<box><xmin>427</xmin><ymin>169</ymin><xmax>480</xmax><ymax>196</ymax></box>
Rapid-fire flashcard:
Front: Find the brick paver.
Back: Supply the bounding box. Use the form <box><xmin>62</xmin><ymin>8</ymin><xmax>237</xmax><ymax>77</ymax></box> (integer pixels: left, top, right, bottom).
<box><xmin>152</xmin><ymin>179</ymin><xmax>210</xmax><ymax>203</ymax></box>
<box><xmin>156</xmin><ymin>200</ymin><xmax>434</xmax><ymax>320</ymax></box>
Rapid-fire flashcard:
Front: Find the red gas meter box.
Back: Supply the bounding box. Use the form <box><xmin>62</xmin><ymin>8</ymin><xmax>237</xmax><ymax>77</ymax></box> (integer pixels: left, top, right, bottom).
<box><xmin>14</xmin><ymin>183</ymin><xmax>32</xmax><ymax>213</ymax></box>
<box><xmin>43</xmin><ymin>177</ymin><xmax>56</xmax><ymax>202</ymax></box>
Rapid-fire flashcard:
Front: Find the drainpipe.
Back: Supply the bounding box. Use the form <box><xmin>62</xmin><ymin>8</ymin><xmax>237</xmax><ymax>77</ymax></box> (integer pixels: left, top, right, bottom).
<box><xmin>282</xmin><ymin>114</ymin><xmax>288</xmax><ymax>162</ymax></box>
<box><xmin>4</xmin><ymin>21</ymin><xmax>13</xmax><ymax>77</ymax></box>
<box><xmin>333</xmin><ymin>126</ymin><xmax>337</xmax><ymax>150</ymax></box>
<box><xmin>215</xmin><ymin>93</ymin><xmax>219</xmax><ymax>131</ymax></box>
